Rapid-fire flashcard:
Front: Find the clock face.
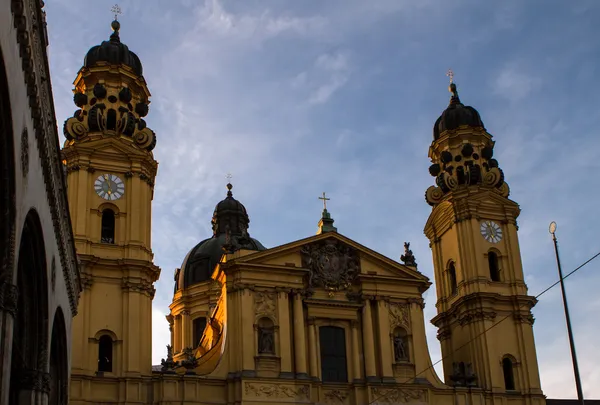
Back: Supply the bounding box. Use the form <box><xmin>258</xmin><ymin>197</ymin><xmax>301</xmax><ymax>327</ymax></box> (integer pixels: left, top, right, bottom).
<box><xmin>480</xmin><ymin>220</ymin><xmax>503</xmax><ymax>243</ymax></box>
<box><xmin>94</xmin><ymin>174</ymin><xmax>125</xmax><ymax>201</ymax></box>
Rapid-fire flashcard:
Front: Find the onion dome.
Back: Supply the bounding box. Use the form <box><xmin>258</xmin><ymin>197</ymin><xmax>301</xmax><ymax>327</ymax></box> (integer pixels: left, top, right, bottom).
<box><xmin>433</xmin><ymin>83</ymin><xmax>485</xmax><ymax>140</ymax></box>
<box><xmin>175</xmin><ymin>183</ymin><xmax>266</xmax><ymax>291</ymax></box>
<box><xmin>84</xmin><ymin>20</ymin><xmax>143</xmax><ymax>76</ymax></box>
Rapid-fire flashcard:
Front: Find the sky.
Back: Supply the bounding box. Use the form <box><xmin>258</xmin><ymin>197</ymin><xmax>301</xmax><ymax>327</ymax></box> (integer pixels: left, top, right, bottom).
<box><xmin>45</xmin><ymin>0</ymin><xmax>600</xmax><ymax>399</ymax></box>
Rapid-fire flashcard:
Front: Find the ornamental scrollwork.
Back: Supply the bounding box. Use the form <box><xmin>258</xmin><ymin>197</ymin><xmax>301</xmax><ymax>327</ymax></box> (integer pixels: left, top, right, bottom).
<box><xmin>244</xmin><ymin>382</ymin><xmax>309</xmax><ymax>399</ymax></box>
<box><xmin>254</xmin><ymin>291</ymin><xmax>276</xmax><ymax>319</ymax></box>
<box><xmin>301</xmin><ymin>238</ymin><xmax>360</xmax><ymax>292</ymax></box>
<box><xmin>389</xmin><ymin>302</ymin><xmax>410</xmax><ymax>331</ymax></box>
<box><xmin>457</xmin><ymin>310</ymin><xmax>497</xmax><ymax>326</ymax></box>
<box><xmin>324</xmin><ymin>389</ymin><xmax>350</xmax><ymax>404</ymax></box>
<box><xmin>371</xmin><ymin>388</ymin><xmax>426</xmax><ymax>404</ymax></box>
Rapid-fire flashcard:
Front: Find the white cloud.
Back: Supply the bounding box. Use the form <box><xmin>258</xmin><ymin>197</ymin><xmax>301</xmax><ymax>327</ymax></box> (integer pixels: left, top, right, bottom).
<box><xmin>493</xmin><ymin>64</ymin><xmax>541</xmax><ymax>101</ymax></box>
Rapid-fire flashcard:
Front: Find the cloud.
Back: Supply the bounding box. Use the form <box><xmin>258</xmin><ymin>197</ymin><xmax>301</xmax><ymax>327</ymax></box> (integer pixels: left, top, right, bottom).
<box><xmin>493</xmin><ymin>64</ymin><xmax>541</xmax><ymax>101</ymax></box>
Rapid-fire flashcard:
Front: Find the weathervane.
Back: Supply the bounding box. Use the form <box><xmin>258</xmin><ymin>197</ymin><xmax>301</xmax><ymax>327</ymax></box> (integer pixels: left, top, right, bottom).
<box><xmin>318</xmin><ymin>192</ymin><xmax>330</xmax><ymax>210</ymax></box>
<box><xmin>111</xmin><ymin>4</ymin><xmax>122</xmax><ymax>21</ymax></box>
<box><xmin>446</xmin><ymin>69</ymin><xmax>454</xmax><ymax>84</ymax></box>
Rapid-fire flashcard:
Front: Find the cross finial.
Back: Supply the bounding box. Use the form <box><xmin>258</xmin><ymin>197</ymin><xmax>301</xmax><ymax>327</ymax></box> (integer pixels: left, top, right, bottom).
<box><xmin>111</xmin><ymin>4</ymin><xmax>122</xmax><ymax>20</ymax></box>
<box><xmin>446</xmin><ymin>69</ymin><xmax>454</xmax><ymax>84</ymax></box>
<box><xmin>226</xmin><ymin>173</ymin><xmax>232</xmax><ymax>182</ymax></box>
<box><xmin>318</xmin><ymin>192</ymin><xmax>330</xmax><ymax>210</ymax></box>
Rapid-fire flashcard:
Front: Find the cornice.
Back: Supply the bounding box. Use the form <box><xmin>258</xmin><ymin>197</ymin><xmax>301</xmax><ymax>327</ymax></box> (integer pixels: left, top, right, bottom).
<box><xmin>11</xmin><ymin>0</ymin><xmax>80</xmax><ymax>315</ymax></box>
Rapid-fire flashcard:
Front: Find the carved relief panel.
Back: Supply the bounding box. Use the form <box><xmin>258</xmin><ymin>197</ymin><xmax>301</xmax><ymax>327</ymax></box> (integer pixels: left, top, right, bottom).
<box><xmin>300</xmin><ymin>238</ymin><xmax>360</xmax><ymax>293</ymax></box>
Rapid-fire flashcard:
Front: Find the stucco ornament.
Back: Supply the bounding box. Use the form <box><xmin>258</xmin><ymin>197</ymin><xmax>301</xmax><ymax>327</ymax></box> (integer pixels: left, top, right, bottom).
<box><xmin>371</xmin><ymin>388</ymin><xmax>427</xmax><ymax>404</ymax></box>
<box><xmin>244</xmin><ymin>382</ymin><xmax>309</xmax><ymax>399</ymax></box>
<box><xmin>389</xmin><ymin>302</ymin><xmax>410</xmax><ymax>331</ymax></box>
<box><xmin>301</xmin><ymin>238</ymin><xmax>360</xmax><ymax>292</ymax></box>
<box><xmin>254</xmin><ymin>291</ymin><xmax>276</xmax><ymax>318</ymax></box>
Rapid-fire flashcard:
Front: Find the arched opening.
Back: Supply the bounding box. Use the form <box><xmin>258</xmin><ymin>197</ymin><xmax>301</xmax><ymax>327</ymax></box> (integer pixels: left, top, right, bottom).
<box><xmin>101</xmin><ymin>209</ymin><xmax>115</xmax><ymax>244</ymax></box>
<box><xmin>392</xmin><ymin>327</ymin><xmax>409</xmax><ymax>362</ymax></box>
<box><xmin>0</xmin><ymin>46</ymin><xmax>16</xmax><ymax>282</ymax></box>
<box><xmin>49</xmin><ymin>308</ymin><xmax>69</xmax><ymax>405</ymax></box>
<box><xmin>98</xmin><ymin>335</ymin><xmax>113</xmax><ymax>373</ymax></box>
<box><xmin>448</xmin><ymin>261</ymin><xmax>458</xmax><ymax>295</ymax></box>
<box><xmin>10</xmin><ymin>210</ymin><xmax>49</xmax><ymax>403</ymax></box>
<box><xmin>488</xmin><ymin>251</ymin><xmax>500</xmax><ymax>281</ymax></box>
<box><xmin>502</xmin><ymin>357</ymin><xmax>516</xmax><ymax>390</ymax></box>
<box><xmin>319</xmin><ymin>326</ymin><xmax>347</xmax><ymax>382</ymax></box>
<box><xmin>192</xmin><ymin>317</ymin><xmax>207</xmax><ymax>347</ymax></box>
<box><xmin>257</xmin><ymin>317</ymin><xmax>275</xmax><ymax>355</ymax></box>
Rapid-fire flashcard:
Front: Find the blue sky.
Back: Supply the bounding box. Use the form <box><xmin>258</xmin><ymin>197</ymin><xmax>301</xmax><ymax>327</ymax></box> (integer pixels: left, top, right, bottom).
<box><xmin>46</xmin><ymin>0</ymin><xmax>600</xmax><ymax>398</ymax></box>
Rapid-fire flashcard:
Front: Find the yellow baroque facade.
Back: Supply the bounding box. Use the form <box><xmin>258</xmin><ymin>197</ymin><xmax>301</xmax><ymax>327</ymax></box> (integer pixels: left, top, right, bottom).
<box><xmin>63</xmin><ymin>20</ymin><xmax>545</xmax><ymax>405</ymax></box>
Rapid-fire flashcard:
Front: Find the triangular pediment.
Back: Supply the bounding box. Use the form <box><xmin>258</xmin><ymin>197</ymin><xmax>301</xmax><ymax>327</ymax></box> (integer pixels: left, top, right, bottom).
<box><xmin>229</xmin><ymin>232</ymin><xmax>430</xmax><ymax>286</ymax></box>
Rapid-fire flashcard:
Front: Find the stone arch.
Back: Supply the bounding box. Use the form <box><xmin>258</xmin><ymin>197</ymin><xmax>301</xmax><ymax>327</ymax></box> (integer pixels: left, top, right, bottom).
<box><xmin>0</xmin><ymin>44</ymin><xmax>17</xmax><ymax>284</ymax></box>
<box><xmin>447</xmin><ymin>260</ymin><xmax>458</xmax><ymax>296</ymax></box>
<box><xmin>502</xmin><ymin>354</ymin><xmax>517</xmax><ymax>390</ymax></box>
<box><xmin>49</xmin><ymin>307</ymin><xmax>68</xmax><ymax>405</ymax></box>
<box><xmin>487</xmin><ymin>249</ymin><xmax>501</xmax><ymax>282</ymax></box>
<box><xmin>392</xmin><ymin>326</ymin><xmax>410</xmax><ymax>362</ymax></box>
<box><xmin>256</xmin><ymin>317</ymin><xmax>275</xmax><ymax>355</ymax></box>
<box><xmin>94</xmin><ymin>329</ymin><xmax>118</xmax><ymax>373</ymax></box>
<box><xmin>10</xmin><ymin>209</ymin><xmax>50</xmax><ymax>403</ymax></box>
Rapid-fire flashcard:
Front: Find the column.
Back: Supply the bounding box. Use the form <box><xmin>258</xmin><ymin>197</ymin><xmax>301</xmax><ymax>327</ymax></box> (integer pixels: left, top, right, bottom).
<box><xmin>308</xmin><ymin>317</ymin><xmax>318</xmax><ymax>379</ymax></box>
<box><xmin>181</xmin><ymin>310</ymin><xmax>190</xmax><ymax>350</ymax></box>
<box><xmin>241</xmin><ymin>289</ymin><xmax>255</xmax><ymax>374</ymax></box>
<box><xmin>362</xmin><ymin>299</ymin><xmax>377</xmax><ymax>380</ymax></box>
<box><xmin>377</xmin><ymin>299</ymin><xmax>394</xmax><ymax>380</ymax></box>
<box><xmin>351</xmin><ymin>321</ymin><xmax>361</xmax><ymax>381</ymax></box>
<box><xmin>293</xmin><ymin>292</ymin><xmax>308</xmax><ymax>378</ymax></box>
<box><xmin>277</xmin><ymin>290</ymin><xmax>293</xmax><ymax>377</ymax></box>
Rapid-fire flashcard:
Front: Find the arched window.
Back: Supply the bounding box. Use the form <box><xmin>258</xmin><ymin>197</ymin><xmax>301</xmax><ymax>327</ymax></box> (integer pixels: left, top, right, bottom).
<box><xmin>257</xmin><ymin>318</ymin><xmax>275</xmax><ymax>355</ymax></box>
<box><xmin>98</xmin><ymin>335</ymin><xmax>113</xmax><ymax>372</ymax></box>
<box><xmin>448</xmin><ymin>262</ymin><xmax>458</xmax><ymax>295</ymax></box>
<box><xmin>193</xmin><ymin>317</ymin><xmax>207</xmax><ymax>347</ymax></box>
<box><xmin>489</xmin><ymin>252</ymin><xmax>500</xmax><ymax>281</ymax></box>
<box><xmin>392</xmin><ymin>328</ymin><xmax>409</xmax><ymax>362</ymax></box>
<box><xmin>502</xmin><ymin>357</ymin><xmax>515</xmax><ymax>390</ymax></box>
<box><xmin>101</xmin><ymin>209</ymin><xmax>115</xmax><ymax>244</ymax></box>
<box><xmin>319</xmin><ymin>326</ymin><xmax>347</xmax><ymax>382</ymax></box>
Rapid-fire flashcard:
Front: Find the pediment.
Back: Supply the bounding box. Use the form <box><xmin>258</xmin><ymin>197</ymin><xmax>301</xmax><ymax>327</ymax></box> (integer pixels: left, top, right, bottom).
<box><xmin>228</xmin><ymin>232</ymin><xmax>430</xmax><ymax>287</ymax></box>
<box><xmin>68</xmin><ymin>136</ymin><xmax>150</xmax><ymax>159</ymax></box>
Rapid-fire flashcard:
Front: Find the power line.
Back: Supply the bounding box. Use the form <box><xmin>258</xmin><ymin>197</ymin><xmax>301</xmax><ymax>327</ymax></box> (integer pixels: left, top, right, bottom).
<box><xmin>367</xmin><ymin>249</ymin><xmax>600</xmax><ymax>405</ymax></box>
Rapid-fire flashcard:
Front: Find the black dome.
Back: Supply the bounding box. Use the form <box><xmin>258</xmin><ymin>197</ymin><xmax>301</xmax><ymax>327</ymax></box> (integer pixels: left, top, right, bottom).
<box><xmin>174</xmin><ymin>184</ymin><xmax>266</xmax><ymax>291</ymax></box>
<box><xmin>84</xmin><ymin>21</ymin><xmax>143</xmax><ymax>76</ymax></box>
<box><xmin>434</xmin><ymin>83</ymin><xmax>484</xmax><ymax>140</ymax></box>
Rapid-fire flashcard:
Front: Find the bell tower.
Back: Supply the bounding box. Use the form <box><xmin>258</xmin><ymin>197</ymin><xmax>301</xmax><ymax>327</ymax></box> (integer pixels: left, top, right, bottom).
<box><xmin>62</xmin><ymin>17</ymin><xmax>160</xmax><ymax>384</ymax></box>
<box><xmin>424</xmin><ymin>78</ymin><xmax>543</xmax><ymax>396</ymax></box>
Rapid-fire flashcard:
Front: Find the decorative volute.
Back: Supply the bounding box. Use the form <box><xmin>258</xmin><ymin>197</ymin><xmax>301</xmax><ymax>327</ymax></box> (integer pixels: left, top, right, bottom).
<box><xmin>63</xmin><ymin>20</ymin><xmax>156</xmax><ymax>151</ymax></box>
<box><xmin>425</xmin><ymin>82</ymin><xmax>508</xmax><ymax>206</ymax></box>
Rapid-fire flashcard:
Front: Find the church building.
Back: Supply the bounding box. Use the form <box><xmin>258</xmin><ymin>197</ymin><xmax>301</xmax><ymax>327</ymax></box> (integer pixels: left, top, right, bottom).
<box><xmin>62</xmin><ymin>16</ymin><xmax>546</xmax><ymax>405</ymax></box>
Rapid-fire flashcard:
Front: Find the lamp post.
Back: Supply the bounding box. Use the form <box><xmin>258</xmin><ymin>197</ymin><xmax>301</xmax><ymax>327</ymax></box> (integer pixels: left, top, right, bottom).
<box><xmin>549</xmin><ymin>222</ymin><xmax>585</xmax><ymax>405</ymax></box>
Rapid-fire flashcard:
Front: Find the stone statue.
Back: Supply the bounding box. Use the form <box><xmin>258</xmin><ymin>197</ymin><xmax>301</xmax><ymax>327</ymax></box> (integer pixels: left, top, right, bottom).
<box><xmin>400</xmin><ymin>242</ymin><xmax>417</xmax><ymax>267</ymax></box>
<box><xmin>258</xmin><ymin>326</ymin><xmax>275</xmax><ymax>354</ymax></box>
<box><xmin>160</xmin><ymin>344</ymin><xmax>177</xmax><ymax>372</ymax></box>
<box><xmin>393</xmin><ymin>334</ymin><xmax>408</xmax><ymax>361</ymax></box>
<box><xmin>180</xmin><ymin>347</ymin><xmax>198</xmax><ymax>372</ymax></box>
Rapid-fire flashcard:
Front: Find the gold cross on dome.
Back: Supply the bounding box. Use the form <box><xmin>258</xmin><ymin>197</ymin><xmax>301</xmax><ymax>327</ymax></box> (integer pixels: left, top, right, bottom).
<box><xmin>111</xmin><ymin>4</ymin><xmax>122</xmax><ymax>20</ymax></box>
<box><xmin>446</xmin><ymin>69</ymin><xmax>454</xmax><ymax>84</ymax></box>
<box><xmin>318</xmin><ymin>192</ymin><xmax>330</xmax><ymax>210</ymax></box>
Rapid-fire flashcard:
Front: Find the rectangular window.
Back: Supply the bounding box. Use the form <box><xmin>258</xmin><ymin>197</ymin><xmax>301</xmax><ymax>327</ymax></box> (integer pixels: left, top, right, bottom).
<box><xmin>319</xmin><ymin>326</ymin><xmax>348</xmax><ymax>382</ymax></box>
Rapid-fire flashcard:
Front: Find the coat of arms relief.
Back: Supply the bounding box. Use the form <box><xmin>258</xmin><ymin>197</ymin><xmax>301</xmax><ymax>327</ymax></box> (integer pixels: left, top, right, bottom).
<box><xmin>300</xmin><ymin>238</ymin><xmax>360</xmax><ymax>293</ymax></box>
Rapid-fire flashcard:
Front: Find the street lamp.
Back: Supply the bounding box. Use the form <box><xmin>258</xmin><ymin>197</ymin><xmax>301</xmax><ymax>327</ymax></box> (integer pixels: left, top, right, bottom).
<box><xmin>549</xmin><ymin>222</ymin><xmax>584</xmax><ymax>405</ymax></box>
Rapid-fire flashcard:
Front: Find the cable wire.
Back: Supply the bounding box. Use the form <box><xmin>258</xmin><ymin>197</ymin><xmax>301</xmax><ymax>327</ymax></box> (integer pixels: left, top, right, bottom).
<box><xmin>366</xmin><ymin>249</ymin><xmax>600</xmax><ymax>405</ymax></box>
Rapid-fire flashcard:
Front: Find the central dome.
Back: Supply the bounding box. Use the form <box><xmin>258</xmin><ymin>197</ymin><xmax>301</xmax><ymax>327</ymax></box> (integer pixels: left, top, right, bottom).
<box><xmin>175</xmin><ymin>184</ymin><xmax>266</xmax><ymax>291</ymax></box>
